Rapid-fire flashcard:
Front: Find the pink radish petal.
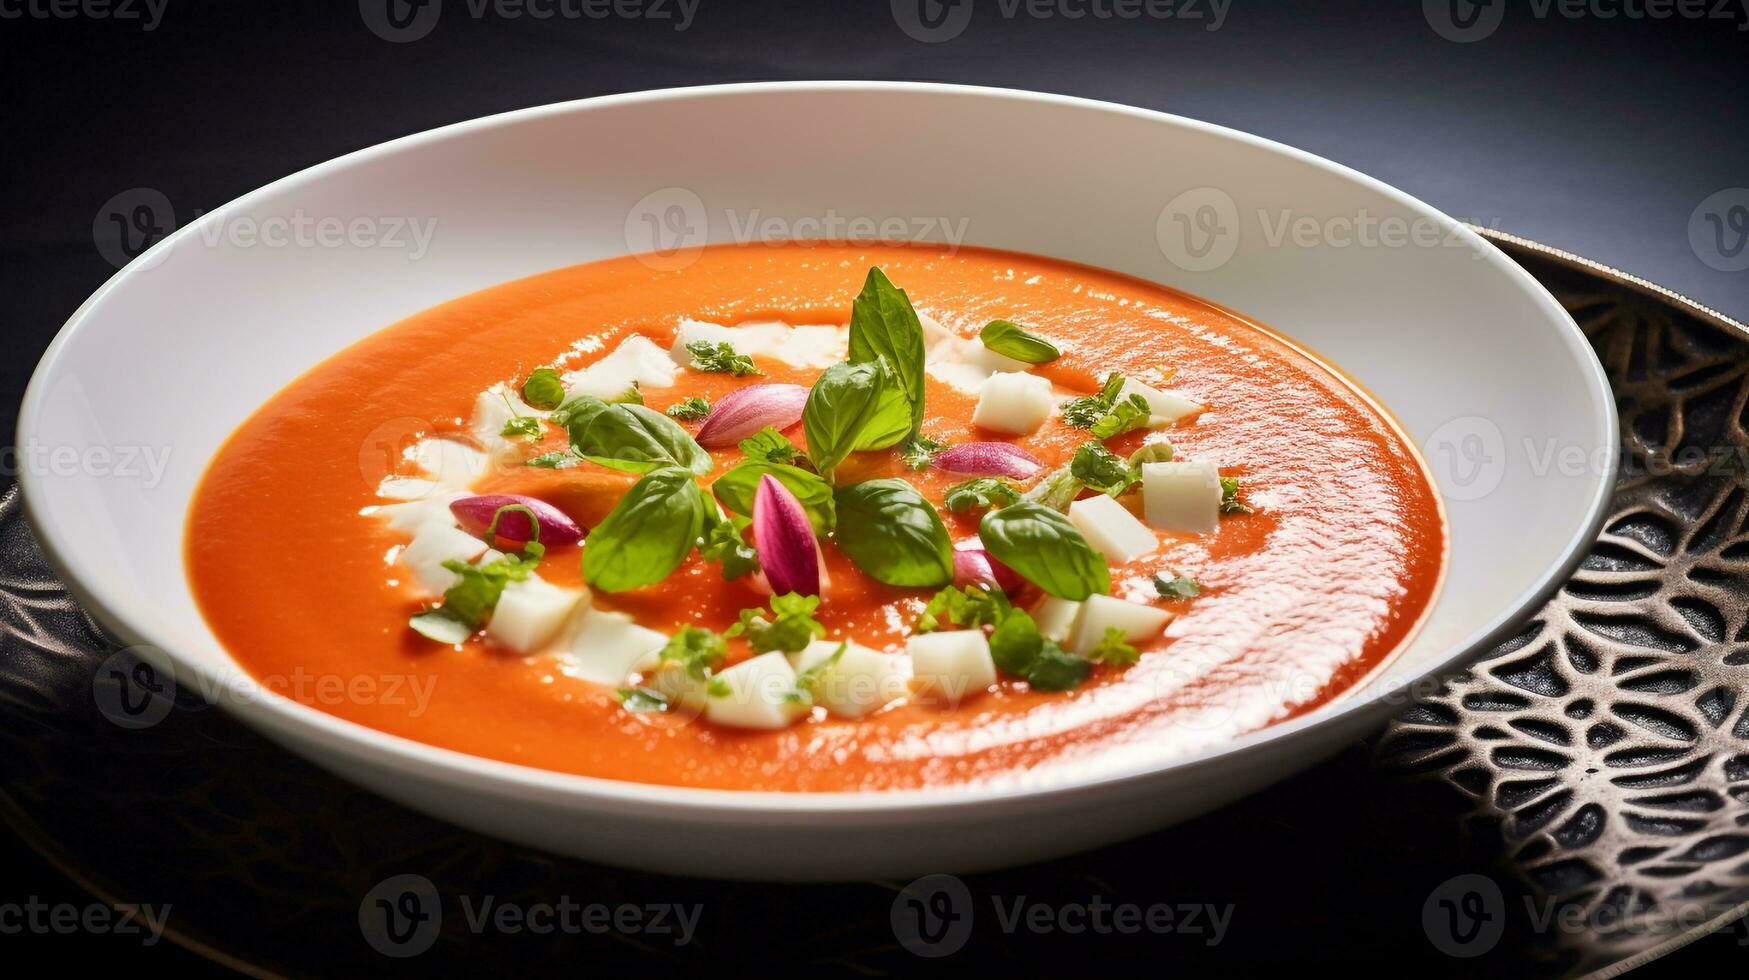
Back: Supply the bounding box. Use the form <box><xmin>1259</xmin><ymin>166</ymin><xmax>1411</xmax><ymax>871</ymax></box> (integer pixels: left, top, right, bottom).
<box><xmin>696</xmin><ymin>383</ymin><xmax>809</xmax><ymax>448</ymax></box>
<box><xmin>932</xmin><ymin>442</ymin><xmax>1044</xmax><ymax>479</ymax></box>
<box><xmin>752</xmin><ymin>475</ymin><xmax>821</xmax><ymax>597</ymax></box>
<box><xmin>953</xmin><ymin>546</ymin><xmax>1024</xmax><ymax>594</ymax></box>
<box><xmin>450</xmin><ymin>494</ymin><xmax>585</xmax><ymax>547</ymax></box>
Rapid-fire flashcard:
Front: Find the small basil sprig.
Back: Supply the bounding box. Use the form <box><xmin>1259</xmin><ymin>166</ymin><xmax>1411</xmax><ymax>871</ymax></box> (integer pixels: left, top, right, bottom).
<box><xmin>802</xmin><ymin>359</ymin><xmax>910</xmax><ymax>479</ymax></box>
<box><xmin>521</xmin><ymin>368</ymin><xmax>565</xmax><ymax>411</ymax></box>
<box><xmin>711</xmin><ymin>461</ymin><xmax>836</xmax><ymax>533</ymax></box>
<box><xmin>978</xmin><ymin>501</ymin><xmax>1110</xmax><ymax>600</ymax></box>
<box><xmin>988</xmin><ymin>608</ymin><xmax>1091</xmax><ymax>691</ymax></box>
<box><xmin>847</xmin><ymin>267</ymin><xmax>927</xmax><ymax>438</ymax></box>
<box><xmin>555</xmin><ymin>395</ymin><xmax>712</xmax><ymax>476</ymax></box>
<box><xmin>832</xmin><ymin>478</ymin><xmax>953</xmax><ymax>587</ymax></box>
<box><xmin>979</xmin><ymin>320</ymin><xmax>1060</xmax><ymax>364</ymax></box>
<box><xmin>582</xmin><ymin>466</ymin><xmax>709</xmax><ymax>592</ymax></box>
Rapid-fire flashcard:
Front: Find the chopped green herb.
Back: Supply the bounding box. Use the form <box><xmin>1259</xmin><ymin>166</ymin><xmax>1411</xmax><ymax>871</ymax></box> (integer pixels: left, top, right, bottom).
<box><xmin>1087</xmin><ymin>626</ymin><xmax>1140</xmax><ymax>667</ymax></box>
<box><xmin>408</xmin><ymin>549</ymin><xmax>543</xmax><ymax>644</ymax></box>
<box><xmin>979</xmin><ymin>319</ymin><xmax>1060</xmax><ymax>364</ymax></box>
<box><xmin>1090</xmin><ymin>394</ymin><xmax>1152</xmax><ymax>439</ymax></box>
<box><xmin>1022</xmin><ymin>464</ymin><xmax>1083</xmax><ymax>512</ymax></box>
<box><xmin>899</xmin><ymin>434</ymin><xmax>947</xmax><ymax>471</ymax></box>
<box><xmin>705</xmin><ymin>677</ymin><xmax>731</xmax><ymax>698</ymax></box>
<box><xmin>615</xmin><ymin>687</ymin><xmax>670</xmax><ymax>713</ymax></box>
<box><xmin>665</xmin><ymin>396</ymin><xmax>712</xmax><ymax>421</ymax></box>
<box><xmin>738</xmin><ymin>426</ymin><xmax>801</xmax><ymax>465</ymax></box>
<box><xmin>1060</xmin><ymin>373</ymin><xmax>1152</xmax><ymax>439</ymax></box>
<box><xmin>1070</xmin><ymin>442</ymin><xmax>1137</xmax><ymax>497</ymax></box>
<box><xmin>1152</xmin><ymin>573</ymin><xmax>1202</xmax><ymax>601</ymax></box>
<box><xmin>500</xmin><ymin>415</ymin><xmax>543</xmax><ymax>440</ymax></box>
<box><xmin>786</xmin><ymin>641</ymin><xmax>846</xmax><ymax>706</ymax></box>
<box><xmin>915</xmin><ymin>585</ymin><xmax>1011</xmax><ymax>633</ymax></box>
<box><xmin>987</xmin><ymin>608</ymin><xmax>1091</xmax><ymax>691</ymax></box>
<box><xmin>1129</xmin><ymin>443</ymin><xmax>1175</xmax><ymax>467</ymax></box>
<box><xmin>943</xmin><ymin>477</ymin><xmax>1022</xmax><ymax>514</ymax></box>
<box><xmin>1025</xmin><ymin>641</ymin><xmax>1095</xmax><ymax>691</ymax></box>
<box><xmin>1220</xmin><ymin>475</ymin><xmax>1253</xmax><ymax>514</ymax></box>
<box><xmin>728</xmin><ymin>593</ymin><xmax>826</xmax><ymax>654</ymax></box>
<box><xmin>699</xmin><ymin>512</ymin><xmax>759</xmax><ymax>580</ymax></box>
<box><xmin>685</xmin><ymin>340</ymin><xmax>761</xmax><ymax>376</ymax></box>
<box><xmin>521</xmin><ymin>367</ymin><xmax>566</xmax><ymax>411</ymax></box>
<box><xmin>524</xmin><ymin>450</ymin><xmax>580</xmax><ymax>469</ymax></box>
<box><xmin>657</xmin><ymin>625</ymin><xmax>728</xmax><ymax>680</ymax></box>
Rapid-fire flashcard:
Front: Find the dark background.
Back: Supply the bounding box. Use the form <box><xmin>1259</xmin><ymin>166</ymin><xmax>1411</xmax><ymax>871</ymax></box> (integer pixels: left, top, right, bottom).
<box><xmin>1</xmin><ymin>0</ymin><xmax>1745</xmax><ymax>975</ymax></box>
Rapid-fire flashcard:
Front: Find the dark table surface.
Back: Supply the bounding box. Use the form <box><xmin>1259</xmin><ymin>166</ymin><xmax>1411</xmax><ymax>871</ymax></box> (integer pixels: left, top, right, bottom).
<box><xmin>2</xmin><ymin>2</ymin><xmax>1746</xmax><ymax>975</ymax></box>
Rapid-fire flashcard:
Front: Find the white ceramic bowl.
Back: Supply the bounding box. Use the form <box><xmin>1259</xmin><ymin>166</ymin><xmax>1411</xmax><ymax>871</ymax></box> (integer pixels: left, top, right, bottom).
<box><xmin>18</xmin><ymin>83</ymin><xmax>1615</xmax><ymax>880</ymax></box>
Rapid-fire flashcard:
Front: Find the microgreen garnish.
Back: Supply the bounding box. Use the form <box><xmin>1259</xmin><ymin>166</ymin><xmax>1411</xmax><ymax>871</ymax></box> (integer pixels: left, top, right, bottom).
<box><xmin>408</xmin><ymin>549</ymin><xmax>543</xmax><ymax>644</ymax></box>
<box><xmin>657</xmin><ymin>625</ymin><xmax>728</xmax><ymax>680</ymax></box>
<box><xmin>524</xmin><ymin>450</ymin><xmax>580</xmax><ymax>469</ymax></box>
<box><xmin>1069</xmin><ymin>442</ymin><xmax>1137</xmax><ymax>497</ymax></box>
<box><xmin>500</xmin><ymin>415</ymin><xmax>542</xmax><ymax>439</ymax></box>
<box><xmin>1060</xmin><ymin>373</ymin><xmax>1151</xmax><ymax>439</ymax></box>
<box><xmin>899</xmin><ymin>435</ymin><xmax>948</xmax><ymax>471</ymax></box>
<box><xmin>1220</xmin><ymin>476</ymin><xmax>1253</xmax><ymax>514</ymax></box>
<box><xmin>1152</xmin><ymin>573</ymin><xmax>1201</xmax><ymax>600</ymax></box>
<box><xmin>738</xmin><ymin>426</ymin><xmax>802</xmax><ymax>465</ymax></box>
<box><xmin>521</xmin><ymin>368</ymin><xmax>565</xmax><ymax>411</ymax></box>
<box><xmin>1087</xmin><ymin>627</ymin><xmax>1140</xmax><ymax>667</ymax></box>
<box><xmin>699</xmin><ymin>512</ymin><xmax>759</xmax><ymax>580</ymax></box>
<box><xmin>943</xmin><ymin>477</ymin><xmax>1022</xmax><ymax>514</ymax></box>
<box><xmin>483</xmin><ymin>504</ymin><xmax>543</xmax><ymax>546</ymax></box>
<box><xmin>727</xmin><ymin>593</ymin><xmax>826</xmax><ymax>654</ymax></box>
<box><xmin>665</xmin><ymin>396</ymin><xmax>711</xmax><ymax>421</ymax></box>
<box><xmin>1129</xmin><ymin>443</ymin><xmax>1175</xmax><ymax>467</ymax></box>
<box><xmin>987</xmin><ymin>608</ymin><xmax>1091</xmax><ymax>692</ymax></box>
<box><xmin>979</xmin><ymin>320</ymin><xmax>1060</xmax><ymax>364</ymax></box>
<box><xmin>915</xmin><ymin>585</ymin><xmax>1011</xmax><ymax>633</ymax></box>
<box><xmin>685</xmin><ymin>340</ymin><xmax>761</xmax><ymax>376</ymax></box>
<box><xmin>786</xmin><ymin>642</ymin><xmax>846</xmax><ymax>706</ymax></box>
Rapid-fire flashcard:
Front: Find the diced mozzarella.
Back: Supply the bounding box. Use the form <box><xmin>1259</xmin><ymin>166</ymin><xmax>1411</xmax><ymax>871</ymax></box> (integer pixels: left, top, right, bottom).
<box><xmin>917</xmin><ymin>312</ymin><xmax>955</xmax><ymax>346</ymax></box>
<box><xmin>788</xmin><ymin>640</ymin><xmax>908</xmax><ymax>719</ymax></box>
<box><xmin>670</xmin><ymin>318</ymin><xmax>847</xmax><ymax>370</ymax></box>
<box><xmin>925</xmin><ymin>334</ymin><xmax>1032</xmax><ymax>394</ymax></box>
<box><xmin>399</xmin><ymin>522</ymin><xmax>489</xmax><ymax>595</ymax></box>
<box><xmin>1069</xmin><ymin>593</ymin><xmax>1173</xmax><ymax>655</ymax></box>
<box><xmin>645</xmin><ymin>662</ymin><xmax>708</xmax><ymax>713</ymax></box>
<box><xmin>471</xmin><ymin>384</ymin><xmax>549</xmax><ymax>460</ymax></box>
<box><xmin>561</xmin><ymin>606</ymin><xmax>668</xmax><ymax>686</ymax></box>
<box><xmin>972</xmin><ymin>372</ymin><xmax>1055</xmax><ymax>435</ymax></box>
<box><xmin>564</xmin><ymin>335</ymin><xmax>676</xmax><ymax>399</ymax></box>
<box><xmin>374</xmin><ymin>491</ymin><xmax>467</xmax><ymax>533</ymax></box>
<box><xmin>412</xmin><ymin>438</ymin><xmax>488</xmax><ymax>490</ymax></box>
<box><xmin>704</xmin><ymin>652</ymin><xmax>807</xmax><ymax>729</ymax></box>
<box><xmin>780</xmin><ymin>324</ymin><xmax>849</xmax><ymax>368</ymax></box>
<box><xmin>1068</xmin><ymin>494</ymin><xmax>1158</xmax><ymax>564</ymax></box>
<box><xmin>907</xmin><ymin>631</ymin><xmax>997</xmax><ymax>704</ymax></box>
<box><xmin>1032</xmin><ymin>596</ymin><xmax>1085</xmax><ymax>645</ymax></box>
<box><xmin>1121</xmin><ymin>378</ymin><xmax>1203</xmax><ymax>427</ymax></box>
<box><xmin>485</xmin><ymin>575</ymin><xmax>584</xmax><ymax>655</ymax></box>
<box><xmin>377</xmin><ymin>477</ymin><xmax>440</xmax><ymax>500</ymax></box>
<box><xmin>1142</xmin><ymin>460</ymin><xmax>1222</xmax><ymax>534</ymax></box>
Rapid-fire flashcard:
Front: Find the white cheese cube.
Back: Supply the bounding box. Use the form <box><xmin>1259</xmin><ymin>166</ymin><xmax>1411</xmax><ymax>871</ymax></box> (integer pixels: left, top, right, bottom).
<box><xmin>400</xmin><ymin>522</ymin><xmax>489</xmax><ymax>595</ymax></box>
<box><xmin>779</xmin><ymin>324</ymin><xmax>849</xmax><ymax>368</ymax></box>
<box><xmin>485</xmin><ymin>575</ymin><xmax>584</xmax><ymax>655</ymax></box>
<box><xmin>374</xmin><ymin>491</ymin><xmax>466</xmax><ymax>533</ymax></box>
<box><xmin>565</xmin><ymin>334</ymin><xmax>676</xmax><ymax>399</ymax></box>
<box><xmin>1068</xmin><ymin>494</ymin><xmax>1158</xmax><ymax>564</ymax></box>
<box><xmin>704</xmin><ymin>652</ymin><xmax>807</xmax><ymax>730</ymax></box>
<box><xmin>917</xmin><ymin>312</ymin><xmax>955</xmax><ymax>346</ymax></box>
<box><xmin>668</xmin><ymin>318</ymin><xmax>735</xmax><ymax>363</ymax></box>
<box><xmin>1032</xmin><ymin>596</ymin><xmax>1085</xmax><ymax>645</ymax></box>
<box><xmin>960</xmin><ymin>336</ymin><xmax>1033</xmax><ymax>375</ymax></box>
<box><xmin>471</xmin><ymin>384</ymin><xmax>549</xmax><ymax>461</ymax></box>
<box><xmin>907</xmin><ymin>631</ymin><xmax>997</xmax><ymax>704</ymax></box>
<box><xmin>1069</xmin><ymin>593</ymin><xmax>1173</xmax><ymax>655</ymax></box>
<box><xmin>377</xmin><ymin>477</ymin><xmax>440</xmax><ymax>500</ymax></box>
<box><xmin>788</xmin><ymin>640</ymin><xmax>908</xmax><ymax>719</ymax></box>
<box><xmin>972</xmin><ymin>371</ymin><xmax>1055</xmax><ymax>435</ymax></box>
<box><xmin>644</xmin><ymin>662</ymin><xmax>708</xmax><ymax>714</ymax></box>
<box><xmin>412</xmin><ymin>438</ymin><xmax>488</xmax><ymax>489</ymax></box>
<box><xmin>562</xmin><ymin>607</ymin><xmax>668</xmax><ymax>685</ymax></box>
<box><xmin>1142</xmin><ymin>460</ymin><xmax>1222</xmax><ymax>534</ymax></box>
<box><xmin>1121</xmin><ymin>378</ymin><xmax>1203</xmax><ymax>427</ymax></box>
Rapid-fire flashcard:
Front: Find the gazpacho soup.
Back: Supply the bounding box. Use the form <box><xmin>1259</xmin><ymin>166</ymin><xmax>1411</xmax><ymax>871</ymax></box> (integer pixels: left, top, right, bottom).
<box><xmin>187</xmin><ymin>244</ymin><xmax>1446</xmax><ymax>792</ymax></box>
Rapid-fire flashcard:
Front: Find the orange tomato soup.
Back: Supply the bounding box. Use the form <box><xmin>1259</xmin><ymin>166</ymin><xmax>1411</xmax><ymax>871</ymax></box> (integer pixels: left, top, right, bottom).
<box><xmin>186</xmin><ymin>244</ymin><xmax>1445</xmax><ymax>791</ymax></box>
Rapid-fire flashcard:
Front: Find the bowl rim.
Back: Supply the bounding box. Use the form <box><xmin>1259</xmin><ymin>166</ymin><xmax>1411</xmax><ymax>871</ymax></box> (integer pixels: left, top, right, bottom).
<box><xmin>16</xmin><ymin>80</ymin><xmax>1619</xmax><ymax>816</ymax></box>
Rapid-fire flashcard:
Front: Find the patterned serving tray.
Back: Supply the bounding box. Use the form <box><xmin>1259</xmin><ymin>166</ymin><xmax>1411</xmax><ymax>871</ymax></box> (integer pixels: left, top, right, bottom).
<box><xmin>1</xmin><ymin>233</ymin><xmax>1743</xmax><ymax>977</ymax></box>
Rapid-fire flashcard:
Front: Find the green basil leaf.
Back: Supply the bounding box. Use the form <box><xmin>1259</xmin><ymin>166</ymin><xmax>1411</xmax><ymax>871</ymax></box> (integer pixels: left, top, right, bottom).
<box><xmin>1070</xmin><ymin>442</ymin><xmax>1137</xmax><ymax>496</ymax></box>
<box><xmin>979</xmin><ymin>320</ymin><xmax>1060</xmax><ymax>364</ymax></box>
<box><xmin>832</xmin><ymin>478</ymin><xmax>953</xmax><ymax>587</ymax></box>
<box><xmin>558</xmin><ymin>395</ymin><xmax>712</xmax><ymax>476</ymax></box>
<box><xmin>738</xmin><ymin>426</ymin><xmax>801</xmax><ymax>465</ymax></box>
<box><xmin>802</xmin><ymin>360</ymin><xmax>910</xmax><ymax>478</ymax></box>
<box><xmin>583</xmin><ymin>467</ymin><xmax>708</xmax><ymax>592</ymax></box>
<box><xmin>710</xmin><ymin>461</ymin><xmax>836</xmax><ymax>533</ymax></box>
<box><xmin>521</xmin><ymin>367</ymin><xmax>565</xmax><ymax>411</ymax></box>
<box><xmin>1152</xmin><ymin>573</ymin><xmax>1200</xmax><ymax>600</ymax></box>
<box><xmin>987</xmin><ymin>608</ymin><xmax>1091</xmax><ymax>691</ymax></box>
<box><xmin>1025</xmin><ymin>642</ymin><xmax>1093</xmax><ymax>691</ymax></box>
<box><xmin>943</xmin><ymin>477</ymin><xmax>1022</xmax><ymax>514</ymax></box>
<box><xmin>978</xmin><ymin>501</ymin><xmax>1110</xmax><ymax>600</ymax></box>
<box><xmin>847</xmin><ymin>267</ymin><xmax>927</xmax><ymax>438</ymax></box>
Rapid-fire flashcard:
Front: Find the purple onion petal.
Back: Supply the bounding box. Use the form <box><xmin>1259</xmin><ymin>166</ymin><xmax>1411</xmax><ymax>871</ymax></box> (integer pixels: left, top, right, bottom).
<box><xmin>953</xmin><ymin>546</ymin><xmax>1024</xmax><ymax>594</ymax></box>
<box><xmin>696</xmin><ymin>383</ymin><xmax>809</xmax><ymax>448</ymax></box>
<box><xmin>932</xmin><ymin>441</ymin><xmax>1044</xmax><ymax>479</ymax></box>
<box><xmin>450</xmin><ymin>494</ymin><xmax>585</xmax><ymax>547</ymax></box>
<box><xmin>752</xmin><ymin>475</ymin><xmax>820</xmax><ymax>597</ymax></box>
